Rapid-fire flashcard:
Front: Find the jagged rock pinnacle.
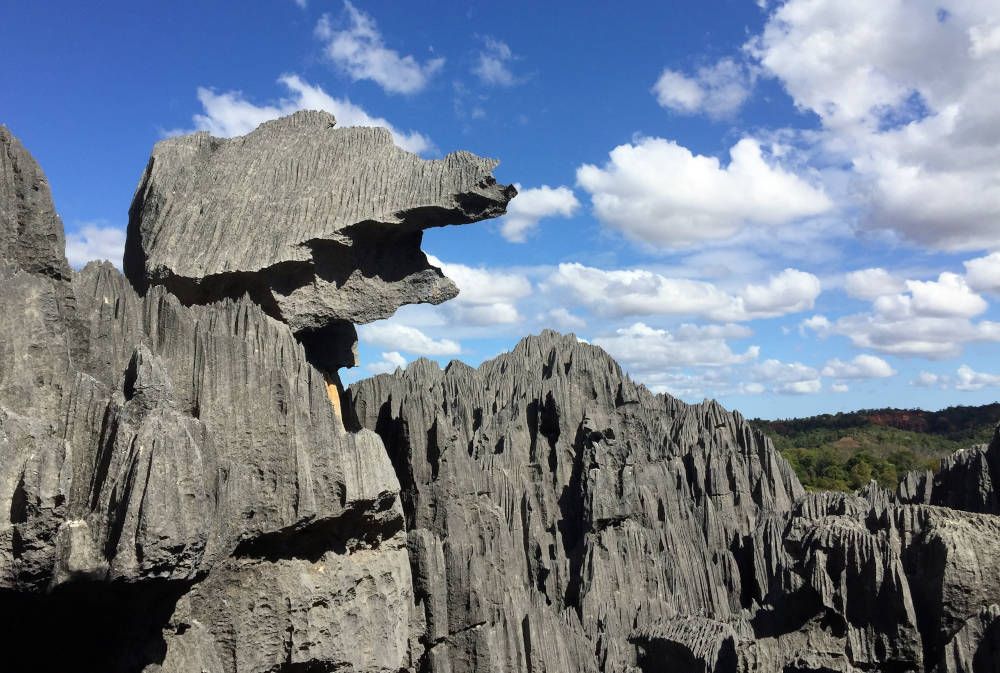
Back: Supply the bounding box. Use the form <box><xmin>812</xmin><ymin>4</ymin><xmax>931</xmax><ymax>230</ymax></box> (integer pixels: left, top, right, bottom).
<box><xmin>123</xmin><ymin>110</ymin><xmax>516</xmax><ymax>369</ymax></box>
<box><xmin>3</xmin><ymin>119</ymin><xmax>999</xmax><ymax>673</ymax></box>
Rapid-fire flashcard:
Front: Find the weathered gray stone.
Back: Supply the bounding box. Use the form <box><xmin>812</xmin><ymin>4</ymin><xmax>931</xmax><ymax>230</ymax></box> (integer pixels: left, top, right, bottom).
<box><xmin>351</xmin><ymin>332</ymin><xmax>1000</xmax><ymax>673</ymax></box>
<box><xmin>4</xmin><ymin>116</ymin><xmax>1000</xmax><ymax>673</ymax></box>
<box><xmin>349</xmin><ymin>330</ymin><xmax>804</xmax><ymax>673</ymax></box>
<box><xmin>897</xmin><ymin>426</ymin><xmax>1000</xmax><ymax>515</ymax></box>
<box><xmin>0</xmin><ymin>121</ymin><xmax>423</xmax><ymax>673</ymax></box>
<box><xmin>123</xmin><ymin>110</ymin><xmax>515</xmax><ymax>369</ymax></box>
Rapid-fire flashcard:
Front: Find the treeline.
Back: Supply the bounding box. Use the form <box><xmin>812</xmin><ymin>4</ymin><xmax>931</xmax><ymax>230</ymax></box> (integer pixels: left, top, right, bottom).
<box><xmin>755</xmin><ymin>403</ymin><xmax>999</xmax><ymax>492</ymax></box>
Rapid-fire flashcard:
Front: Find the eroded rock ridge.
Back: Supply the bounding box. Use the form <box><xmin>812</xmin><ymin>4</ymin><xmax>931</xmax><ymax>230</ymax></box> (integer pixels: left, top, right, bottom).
<box><xmin>2</xmin><ymin>115</ymin><xmax>999</xmax><ymax>673</ymax></box>
<box><xmin>0</xmin><ymin>116</ymin><xmax>511</xmax><ymax>672</ymax></box>
<box><xmin>350</xmin><ymin>333</ymin><xmax>1000</xmax><ymax>672</ymax></box>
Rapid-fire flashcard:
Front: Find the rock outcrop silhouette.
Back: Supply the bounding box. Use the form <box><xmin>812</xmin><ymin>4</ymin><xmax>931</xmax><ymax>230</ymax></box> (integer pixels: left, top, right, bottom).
<box><xmin>0</xmin><ymin>117</ymin><xmax>511</xmax><ymax>672</ymax></box>
<box><xmin>124</xmin><ymin>110</ymin><xmax>515</xmax><ymax>371</ymax></box>
<box><xmin>350</xmin><ymin>332</ymin><xmax>1000</xmax><ymax>672</ymax></box>
<box><xmin>2</xmin><ymin>116</ymin><xmax>999</xmax><ymax>673</ymax></box>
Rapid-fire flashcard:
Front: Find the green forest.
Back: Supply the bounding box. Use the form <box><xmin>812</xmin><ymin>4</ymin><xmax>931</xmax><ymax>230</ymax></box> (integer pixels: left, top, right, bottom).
<box><xmin>754</xmin><ymin>403</ymin><xmax>999</xmax><ymax>492</ymax></box>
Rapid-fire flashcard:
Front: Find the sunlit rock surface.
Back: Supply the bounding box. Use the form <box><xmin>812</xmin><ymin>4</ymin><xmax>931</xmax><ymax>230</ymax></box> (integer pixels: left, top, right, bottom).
<box><xmin>3</xmin><ymin>116</ymin><xmax>999</xmax><ymax>673</ymax></box>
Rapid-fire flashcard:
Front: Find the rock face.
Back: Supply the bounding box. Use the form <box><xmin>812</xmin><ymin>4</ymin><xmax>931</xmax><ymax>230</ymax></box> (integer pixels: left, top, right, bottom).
<box><xmin>350</xmin><ymin>332</ymin><xmax>1000</xmax><ymax>673</ymax></box>
<box><xmin>124</xmin><ymin>110</ymin><xmax>515</xmax><ymax>370</ymax></box>
<box><xmin>0</xmin><ymin>119</ymin><xmax>510</xmax><ymax>672</ymax></box>
<box><xmin>3</xmin><ymin>116</ymin><xmax>1000</xmax><ymax>673</ymax></box>
<box><xmin>897</xmin><ymin>428</ymin><xmax>1000</xmax><ymax>515</ymax></box>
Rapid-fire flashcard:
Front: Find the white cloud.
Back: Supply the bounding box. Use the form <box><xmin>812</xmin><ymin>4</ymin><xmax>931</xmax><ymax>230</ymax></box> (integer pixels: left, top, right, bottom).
<box><xmin>831</xmin><ymin>314</ymin><xmax>1000</xmax><ymax>359</ymax></box>
<box><xmin>902</xmin><ymin>272</ymin><xmax>987</xmax><ymax>318</ymax></box>
<box><xmin>831</xmin><ymin>382</ymin><xmax>850</xmax><ymax>393</ymax></box>
<box><xmin>844</xmin><ymin>268</ymin><xmax>906</xmax><ymax>300</ymax></box>
<box><xmin>821</xmin><ymin>354</ymin><xmax>895</xmax><ymax>379</ymax></box>
<box><xmin>741</xmin><ymin>269</ymin><xmax>822</xmax><ymax>317</ymax></box>
<box><xmin>576</xmin><ymin>136</ymin><xmax>831</xmax><ymax>248</ymax></box>
<box><xmin>358</xmin><ymin>322</ymin><xmax>460</xmax><ymax>356</ymax></box>
<box><xmin>801</xmin><ymin>267</ymin><xmax>1000</xmax><ymax>359</ymax></box>
<box><xmin>799</xmin><ymin>314</ymin><xmax>832</xmax><ymax>336</ymax></box>
<box><xmin>473</xmin><ymin>37</ymin><xmax>518</xmax><ymax>87</ymax></box>
<box><xmin>913</xmin><ymin>371</ymin><xmax>942</xmax><ymax>387</ymax></box>
<box><xmin>366</xmin><ymin>351</ymin><xmax>407</xmax><ymax>374</ymax></box>
<box><xmin>956</xmin><ymin>364</ymin><xmax>1000</xmax><ymax>390</ymax></box>
<box><xmin>911</xmin><ymin>365</ymin><xmax>1000</xmax><ymax>390</ymax></box>
<box><xmin>652</xmin><ymin>58</ymin><xmax>754</xmax><ymax>118</ymax></box>
<box><xmin>970</xmin><ymin>21</ymin><xmax>1000</xmax><ymax>58</ymax></box>
<box><xmin>428</xmin><ymin>256</ymin><xmax>531</xmax><ymax>326</ymax></box>
<box><xmin>499</xmin><ymin>184</ymin><xmax>579</xmax><ymax>242</ymax></box>
<box><xmin>65</xmin><ymin>224</ymin><xmax>126</xmax><ymax>270</ymax></box>
<box><xmin>594</xmin><ymin>322</ymin><xmax>759</xmax><ymax>370</ymax></box>
<box><xmin>183</xmin><ymin>74</ymin><xmax>433</xmax><ymax>154</ymax></box>
<box><xmin>293</xmin><ymin>0</ymin><xmax>306</xmax><ymax>8</ymax></box>
<box><xmin>964</xmin><ymin>252</ymin><xmax>1000</xmax><ymax>294</ymax></box>
<box><xmin>546</xmin><ymin>263</ymin><xmax>820</xmax><ymax>322</ymax></box>
<box><xmin>315</xmin><ymin>2</ymin><xmax>444</xmax><ymax>95</ymax></box>
<box><xmin>751</xmin><ymin>0</ymin><xmax>1000</xmax><ymax>251</ymax></box>
<box><xmin>542</xmin><ymin>308</ymin><xmax>586</xmax><ymax>331</ymax></box>
<box><xmin>674</xmin><ymin>323</ymin><xmax>754</xmax><ymax>340</ymax></box>
<box><xmin>751</xmin><ymin>358</ymin><xmax>822</xmax><ymax>395</ymax></box>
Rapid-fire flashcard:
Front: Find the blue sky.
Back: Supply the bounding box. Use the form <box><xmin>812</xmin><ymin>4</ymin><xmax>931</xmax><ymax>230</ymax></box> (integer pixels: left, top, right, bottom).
<box><xmin>4</xmin><ymin>0</ymin><xmax>1000</xmax><ymax>419</ymax></box>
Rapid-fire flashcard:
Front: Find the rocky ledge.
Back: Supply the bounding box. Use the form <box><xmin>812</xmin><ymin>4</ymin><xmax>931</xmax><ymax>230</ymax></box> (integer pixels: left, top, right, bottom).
<box><xmin>2</xmin><ymin>116</ymin><xmax>999</xmax><ymax>673</ymax></box>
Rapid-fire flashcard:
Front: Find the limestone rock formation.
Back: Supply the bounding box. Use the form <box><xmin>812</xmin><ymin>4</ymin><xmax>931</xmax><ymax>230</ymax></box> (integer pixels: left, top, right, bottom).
<box><xmin>896</xmin><ymin>427</ymin><xmax>1000</xmax><ymax>515</ymax></box>
<box><xmin>4</xmin><ymin>115</ymin><xmax>1000</xmax><ymax>673</ymax></box>
<box><xmin>0</xmin><ymin>118</ymin><xmax>510</xmax><ymax>673</ymax></box>
<box><xmin>124</xmin><ymin>110</ymin><xmax>515</xmax><ymax>370</ymax></box>
<box><xmin>350</xmin><ymin>332</ymin><xmax>1000</xmax><ymax>673</ymax></box>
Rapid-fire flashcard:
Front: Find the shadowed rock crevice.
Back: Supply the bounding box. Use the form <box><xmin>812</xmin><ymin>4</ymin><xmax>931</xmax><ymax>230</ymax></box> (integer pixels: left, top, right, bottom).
<box><xmin>232</xmin><ymin>493</ymin><xmax>404</xmax><ymax>562</ymax></box>
<box><xmin>0</xmin><ymin>579</ymin><xmax>194</xmax><ymax>673</ymax></box>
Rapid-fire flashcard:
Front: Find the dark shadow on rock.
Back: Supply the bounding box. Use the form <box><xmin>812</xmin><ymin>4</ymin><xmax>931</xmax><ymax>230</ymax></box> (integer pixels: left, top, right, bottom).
<box><xmin>0</xmin><ymin>578</ymin><xmax>193</xmax><ymax>673</ymax></box>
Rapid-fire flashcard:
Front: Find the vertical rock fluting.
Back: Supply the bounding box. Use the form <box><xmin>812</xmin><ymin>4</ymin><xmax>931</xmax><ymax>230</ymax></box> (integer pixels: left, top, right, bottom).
<box><xmin>0</xmin><ymin>115</ymin><xmax>513</xmax><ymax>672</ymax></box>
<box><xmin>4</xmin><ymin>113</ymin><xmax>1000</xmax><ymax>673</ymax></box>
<box><xmin>350</xmin><ymin>332</ymin><xmax>1000</xmax><ymax>673</ymax></box>
<box><xmin>348</xmin><ymin>331</ymin><xmax>805</xmax><ymax>672</ymax></box>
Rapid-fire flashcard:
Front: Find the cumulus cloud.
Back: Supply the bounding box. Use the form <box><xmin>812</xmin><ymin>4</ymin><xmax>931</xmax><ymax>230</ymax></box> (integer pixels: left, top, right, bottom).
<box><xmin>821</xmin><ymin>354</ymin><xmax>895</xmax><ymax>379</ymax></box>
<box><xmin>955</xmin><ymin>364</ymin><xmax>1000</xmax><ymax>391</ymax></box>
<box><xmin>315</xmin><ymin>2</ymin><xmax>443</xmax><ymax>94</ymax></box>
<box><xmin>910</xmin><ymin>365</ymin><xmax>1000</xmax><ymax>390</ymax></box>
<box><xmin>803</xmin><ymin>271</ymin><xmax>999</xmax><ymax>358</ymax></box>
<box><xmin>366</xmin><ymin>351</ymin><xmax>407</xmax><ymax>374</ymax></box>
<box><xmin>181</xmin><ymin>74</ymin><xmax>433</xmax><ymax>154</ymax></box>
<box><xmin>576</xmin><ymin>137</ymin><xmax>831</xmax><ymax>248</ymax></box>
<box><xmin>589</xmin><ymin>322</ymin><xmax>763</xmax><ymax>400</ymax></box>
<box><xmin>832</xmin><ymin>314</ymin><xmax>1000</xmax><ymax>359</ymax></box>
<box><xmin>594</xmin><ymin>322</ymin><xmax>759</xmax><ymax>370</ymax></box>
<box><xmin>546</xmin><ymin>263</ymin><xmax>821</xmax><ymax>322</ymax></box>
<box><xmin>751</xmin><ymin>359</ymin><xmax>821</xmax><ymax>394</ymax></box>
<box><xmin>473</xmin><ymin>37</ymin><xmax>518</xmax><ymax>87</ymax></box>
<box><xmin>844</xmin><ymin>268</ymin><xmax>906</xmax><ymax>300</ymax></box>
<box><xmin>652</xmin><ymin>58</ymin><xmax>754</xmax><ymax>118</ymax></box>
<box><xmin>428</xmin><ymin>256</ymin><xmax>532</xmax><ymax>326</ymax></box>
<box><xmin>65</xmin><ymin>224</ymin><xmax>126</xmax><ymax>269</ymax></box>
<box><xmin>542</xmin><ymin>308</ymin><xmax>586</xmax><ymax>331</ymax></box>
<box><xmin>964</xmin><ymin>252</ymin><xmax>1000</xmax><ymax>294</ymax></box>
<box><xmin>912</xmin><ymin>371</ymin><xmax>943</xmax><ymax>387</ymax></box>
<box><xmin>358</xmin><ymin>322</ymin><xmax>461</xmax><ymax>356</ymax></box>
<box><xmin>499</xmin><ymin>184</ymin><xmax>579</xmax><ymax>242</ymax></box>
<box><xmin>901</xmin><ymin>272</ymin><xmax>987</xmax><ymax>318</ymax></box>
<box><xmin>751</xmin><ymin>0</ymin><xmax>1000</xmax><ymax>250</ymax></box>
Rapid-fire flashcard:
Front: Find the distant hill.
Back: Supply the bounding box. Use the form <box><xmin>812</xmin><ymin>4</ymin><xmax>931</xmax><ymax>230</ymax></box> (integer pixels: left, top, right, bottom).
<box><xmin>754</xmin><ymin>403</ymin><xmax>1000</xmax><ymax>491</ymax></box>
